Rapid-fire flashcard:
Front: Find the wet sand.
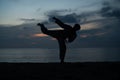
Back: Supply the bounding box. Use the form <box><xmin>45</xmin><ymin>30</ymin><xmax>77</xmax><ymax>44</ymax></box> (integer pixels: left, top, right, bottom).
<box><xmin>0</xmin><ymin>62</ymin><xmax>120</xmax><ymax>80</ymax></box>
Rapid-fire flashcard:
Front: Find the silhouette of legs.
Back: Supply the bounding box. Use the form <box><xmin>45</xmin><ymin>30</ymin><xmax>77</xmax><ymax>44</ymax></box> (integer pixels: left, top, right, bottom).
<box><xmin>38</xmin><ymin>23</ymin><xmax>60</xmax><ymax>38</ymax></box>
<box><xmin>58</xmin><ymin>39</ymin><xmax>66</xmax><ymax>63</ymax></box>
<box><xmin>38</xmin><ymin>23</ymin><xmax>66</xmax><ymax>63</ymax></box>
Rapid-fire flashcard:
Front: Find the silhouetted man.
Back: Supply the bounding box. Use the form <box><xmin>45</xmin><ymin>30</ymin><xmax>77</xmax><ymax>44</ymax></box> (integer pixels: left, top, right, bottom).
<box><xmin>37</xmin><ymin>17</ymin><xmax>81</xmax><ymax>63</ymax></box>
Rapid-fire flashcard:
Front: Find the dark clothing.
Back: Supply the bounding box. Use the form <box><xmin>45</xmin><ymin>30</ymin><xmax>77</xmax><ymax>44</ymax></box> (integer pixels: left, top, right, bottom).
<box><xmin>38</xmin><ymin>17</ymin><xmax>79</xmax><ymax>63</ymax></box>
<box><xmin>41</xmin><ymin>21</ymin><xmax>77</xmax><ymax>43</ymax></box>
<box><xmin>40</xmin><ymin>25</ymin><xmax>76</xmax><ymax>63</ymax></box>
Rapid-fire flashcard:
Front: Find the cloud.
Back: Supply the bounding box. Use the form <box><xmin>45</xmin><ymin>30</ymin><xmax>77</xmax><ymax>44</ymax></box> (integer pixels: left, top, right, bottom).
<box><xmin>1</xmin><ymin>3</ymin><xmax>120</xmax><ymax>48</ymax></box>
<box><xmin>20</xmin><ymin>18</ymin><xmax>36</xmax><ymax>21</ymax></box>
<box><xmin>1</xmin><ymin>17</ymin><xmax>120</xmax><ymax>48</ymax></box>
<box><xmin>44</xmin><ymin>8</ymin><xmax>105</xmax><ymax>24</ymax></box>
<box><xmin>19</xmin><ymin>18</ymin><xmax>38</xmax><ymax>23</ymax></box>
<box><xmin>0</xmin><ymin>24</ymin><xmax>56</xmax><ymax>48</ymax></box>
<box><xmin>100</xmin><ymin>0</ymin><xmax>120</xmax><ymax>19</ymax></box>
<box><xmin>49</xmin><ymin>13</ymin><xmax>78</xmax><ymax>23</ymax></box>
<box><xmin>31</xmin><ymin>33</ymin><xmax>48</xmax><ymax>37</ymax></box>
<box><xmin>45</xmin><ymin>9</ymin><xmax>74</xmax><ymax>16</ymax></box>
<box><xmin>44</xmin><ymin>9</ymin><xmax>81</xmax><ymax>23</ymax></box>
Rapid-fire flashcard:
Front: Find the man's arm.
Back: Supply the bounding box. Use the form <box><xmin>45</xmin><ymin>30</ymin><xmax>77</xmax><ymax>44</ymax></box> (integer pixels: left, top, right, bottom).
<box><xmin>53</xmin><ymin>17</ymin><xmax>72</xmax><ymax>29</ymax></box>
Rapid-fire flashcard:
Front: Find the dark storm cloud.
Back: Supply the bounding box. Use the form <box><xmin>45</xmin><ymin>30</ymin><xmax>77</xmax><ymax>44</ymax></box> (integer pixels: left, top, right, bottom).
<box><xmin>72</xmin><ymin>18</ymin><xmax>120</xmax><ymax>48</ymax></box>
<box><xmin>48</xmin><ymin>13</ymin><xmax>78</xmax><ymax>23</ymax></box>
<box><xmin>0</xmin><ymin>24</ymin><xmax>56</xmax><ymax>48</ymax></box>
<box><xmin>0</xmin><ymin>17</ymin><xmax>120</xmax><ymax>48</ymax></box>
<box><xmin>45</xmin><ymin>8</ymin><xmax>101</xmax><ymax>24</ymax></box>
<box><xmin>1</xmin><ymin>1</ymin><xmax>120</xmax><ymax>48</ymax></box>
<box><xmin>100</xmin><ymin>0</ymin><xmax>120</xmax><ymax>19</ymax></box>
<box><xmin>44</xmin><ymin>9</ymin><xmax>80</xmax><ymax>23</ymax></box>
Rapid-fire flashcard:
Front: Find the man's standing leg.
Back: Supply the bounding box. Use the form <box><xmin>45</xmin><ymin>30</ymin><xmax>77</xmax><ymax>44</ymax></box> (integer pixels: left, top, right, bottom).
<box><xmin>58</xmin><ymin>39</ymin><xmax>66</xmax><ymax>63</ymax></box>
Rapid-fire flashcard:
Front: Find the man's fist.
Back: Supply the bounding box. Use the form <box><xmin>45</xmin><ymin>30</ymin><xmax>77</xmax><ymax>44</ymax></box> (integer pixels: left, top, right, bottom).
<box><xmin>37</xmin><ymin>23</ymin><xmax>43</xmax><ymax>26</ymax></box>
<box><xmin>53</xmin><ymin>17</ymin><xmax>57</xmax><ymax>20</ymax></box>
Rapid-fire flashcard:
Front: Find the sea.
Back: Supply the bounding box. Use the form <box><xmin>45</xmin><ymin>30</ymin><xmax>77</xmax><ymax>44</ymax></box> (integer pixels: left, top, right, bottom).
<box><xmin>0</xmin><ymin>48</ymin><xmax>120</xmax><ymax>63</ymax></box>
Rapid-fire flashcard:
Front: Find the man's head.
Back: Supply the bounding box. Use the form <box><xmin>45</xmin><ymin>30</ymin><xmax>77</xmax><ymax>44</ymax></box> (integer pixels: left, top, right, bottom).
<box><xmin>73</xmin><ymin>24</ymin><xmax>81</xmax><ymax>31</ymax></box>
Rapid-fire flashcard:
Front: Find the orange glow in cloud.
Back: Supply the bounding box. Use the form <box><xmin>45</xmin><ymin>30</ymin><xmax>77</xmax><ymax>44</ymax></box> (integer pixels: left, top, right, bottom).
<box><xmin>81</xmin><ymin>22</ymin><xmax>101</xmax><ymax>30</ymax></box>
<box><xmin>32</xmin><ymin>33</ymin><xmax>48</xmax><ymax>37</ymax></box>
<box><xmin>80</xmin><ymin>34</ymin><xmax>89</xmax><ymax>38</ymax></box>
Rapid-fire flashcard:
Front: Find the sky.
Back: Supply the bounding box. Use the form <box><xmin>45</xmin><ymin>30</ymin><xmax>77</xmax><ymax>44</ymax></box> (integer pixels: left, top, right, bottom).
<box><xmin>0</xmin><ymin>0</ymin><xmax>103</xmax><ymax>25</ymax></box>
<box><xmin>0</xmin><ymin>0</ymin><xmax>120</xmax><ymax>48</ymax></box>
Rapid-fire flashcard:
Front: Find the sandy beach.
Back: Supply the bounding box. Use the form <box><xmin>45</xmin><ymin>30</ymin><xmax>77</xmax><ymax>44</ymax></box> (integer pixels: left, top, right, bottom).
<box><xmin>0</xmin><ymin>62</ymin><xmax>120</xmax><ymax>80</ymax></box>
